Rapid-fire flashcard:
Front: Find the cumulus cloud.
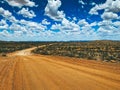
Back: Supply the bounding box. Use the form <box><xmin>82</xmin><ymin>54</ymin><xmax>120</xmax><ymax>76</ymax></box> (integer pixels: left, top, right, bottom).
<box><xmin>78</xmin><ymin>0</ymin><xmax>85</xmax><ymax>5</ymax></box>
<box><xmin>78</xmin><ymin>19</ymin><xmax>97</xmax><ymax>36</ymax></box>
<box><xmin>78</xmin><ymin>0</ymin><xmax>87</xmax><ymax>8</ymax></box>
<box><xmin>72</xmin><ymin>17</ymin><xmax>77</xmax><ymax>22</ymax></box>
<box><xmin>0</xmin><ymin>19</ymin><xmax>8</xmax><ymax>29</ymax></box>
<box><xmin>113</xmin><ymin>21</ymin><xmax>120</xmax><ymax>27</ymax></box>
<box><xmin>19</xmin><ymin>19</ymin><xmax>47</xmax><ymax>31</ymax></box>
<box><xmin>51</xmin><ymin>18</ymin><xmax>81</xmax><ymax>36</ymax></box>
<box><xmin>42</xmin><ymin>19</ymin><xmax>51</xmax><ymax>25</ymax></box>
<box><xmin>91</xmin><ymin>2</ymin><xmax>96</xmax><ymax>6</ymax></box>
<box><xmin>0</xmin><ymin>30</ymin><xmax>10</xmax><ymax>38</ymax></box>
<box><xmin>0</xmin><ymin>1</ymin><xmax>5</xmax><ymax>3</ymax></box>
<box><xmin>0</xmin><ymin>7</ymin><xmax>48</xmax><ymax>40</ymax></box>
<box><xmin>5</xmin><ymin>0</ymin><xmax>36</xmax><ymax>8</ymax></box>
<box><xmin>101</xmin><ymin>11</ymin><xmax>118</xmax><ymax>20</ymax></box>
<box><xmin>51</xmin><ymin>17</ymin><xmax>97</xmax><ymax>38</ymax></box>
<box><xmin>45</xmin><ymin>0</ymin><xmax>65</xmax><ymax>21</ymax></box>
<box><xmin>51</xmin><ymin>23</ymin><xmax>61</xmax><ymax>30</ymax></box>
<box><xmin>89</xmin><ymin>0</ymin><xmax>120</xmax><ymax>38</ymax></box>
<box><xmin>97</xmin><ymin>20</ymin><xmax>120</xmax><ymax>38</ymax></box>
<box><xmin>89</xmin><ymin>4</ymin><xmax>105</xmax><ymax>15</ymax></box>
<box><xmin>17</xmin><ymin>8</ymin><xmax>36</xmax><ymax>18</ymax></box>
<box><xmin>1</xmin><ymin>18</ymin><xmax>48</xmax><ymax>41</ymax></box>
<box><xmin>77</xmin><ymin>19</ymin><xmax>89</xmax><ymax>26</ymax></box>
<box><xmin>89</xmin><ymin>0</ymin><xmax>120</xmax><ymax>15</ymax></box>
<box><xmin>88</xmin><ymin>0</ymin><xmax>120</xmax><ymax>39</ymax></box>
<box><xmin>10</xmin><ymin>19</ymin><xmax>47</xmax><ymax>39</ymax></box>
<box><xmin>0</xmin><ymin>7</ymin><xmax>18</xmax><ymax>23</ymax></box>
<box><xmin>10</xmin><ymin>23</ymin><xmax>27</xmax><ymax>32</ymax></box>
<box><xmin>61</xmin><ymin>18</ymin><xmax>80</xmax><ymax>33</ymax></box>
<box><xmin>106</xmin><ymin>0</ymin><xmax>120</xmax><ymax>12</ymax></box>
<box><xmin>0</xmin><ymin>7</ymin><xmax>12</xmax><ymax>17</ymax></box>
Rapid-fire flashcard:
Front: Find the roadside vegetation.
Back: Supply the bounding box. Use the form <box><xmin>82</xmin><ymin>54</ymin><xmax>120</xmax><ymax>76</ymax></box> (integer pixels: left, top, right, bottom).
<box><xmin>32</xmin><ymin>40</ymin><xmax>120</xmax><ymax>62</ymax></box>
<box><xmin>1</xmin><ymin>40</ymin><xmax>120</xmax><ymax>62</ymax></box>
<box><xmin>0</xmin><ymin>41</ymin><xmax>53</xmax><ymax>56</ymax></box>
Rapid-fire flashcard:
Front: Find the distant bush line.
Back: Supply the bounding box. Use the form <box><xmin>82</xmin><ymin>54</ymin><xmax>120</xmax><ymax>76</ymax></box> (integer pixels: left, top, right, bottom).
<box><xmin>32</xmin><ymin>41</ymin><xmax>120</xmax><ymax>62</ymax></box>
<box><xmin>0</xmin><ymin>41</ymin><xmax>53</xmax><ymax>54</ymax></box>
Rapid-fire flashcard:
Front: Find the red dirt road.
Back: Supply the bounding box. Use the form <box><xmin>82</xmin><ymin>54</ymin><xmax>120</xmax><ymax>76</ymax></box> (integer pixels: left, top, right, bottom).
<box><xmin>0</xmin><ymin>47</ymin><xmax>120</xmax><ymax>90</ymax></box>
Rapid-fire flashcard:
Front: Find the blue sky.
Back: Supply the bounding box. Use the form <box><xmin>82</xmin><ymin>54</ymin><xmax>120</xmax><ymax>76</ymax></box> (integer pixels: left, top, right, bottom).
<box><xmin>0</xmin><ymin>0</ymin><xmax>120</xmax><ymax>41</ymax></box>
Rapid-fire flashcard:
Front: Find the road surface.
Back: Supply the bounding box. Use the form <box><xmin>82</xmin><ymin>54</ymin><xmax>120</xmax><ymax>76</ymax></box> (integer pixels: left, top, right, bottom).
<box><xmin>0</xmin><ymin>46</ymin><xmax>120</xmax><ymax>90</ymax></box>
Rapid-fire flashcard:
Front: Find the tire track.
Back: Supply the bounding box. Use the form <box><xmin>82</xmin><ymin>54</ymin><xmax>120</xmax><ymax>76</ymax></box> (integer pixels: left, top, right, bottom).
<box><xmin>0</xmin><ymin>46</ymin><xmax>120</xmax><ymax>90</ymax></box>
<box><xmin>0</xmin><ymin>57</ymin><xmax>16</xmax><ymax>90</ymax></box>
<box><xmin>27</xmin><ymin>55</ymin><xmax>120</xmax><ymax>90</ymax></box>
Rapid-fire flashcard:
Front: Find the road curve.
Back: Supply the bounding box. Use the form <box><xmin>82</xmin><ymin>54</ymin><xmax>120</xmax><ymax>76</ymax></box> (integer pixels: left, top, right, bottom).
<box><xmin>0</xmin><ymin>47</ymin><xmax>120</xmax><ymax>90</ymax></box>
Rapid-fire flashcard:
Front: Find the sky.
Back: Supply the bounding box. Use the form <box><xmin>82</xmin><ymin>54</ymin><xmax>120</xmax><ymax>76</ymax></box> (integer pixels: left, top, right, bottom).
<box><xmin>0</xmin><ymin>0</ymin><xmax>120</xmax><ymax>41</ymax></box>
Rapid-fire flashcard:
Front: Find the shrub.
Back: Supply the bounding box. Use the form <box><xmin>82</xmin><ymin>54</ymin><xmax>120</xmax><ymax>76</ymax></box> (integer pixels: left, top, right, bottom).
<box><xmin>1</xmin><ymin>53</ymin><xmax>7</xmax><ymax>57</ymax></box>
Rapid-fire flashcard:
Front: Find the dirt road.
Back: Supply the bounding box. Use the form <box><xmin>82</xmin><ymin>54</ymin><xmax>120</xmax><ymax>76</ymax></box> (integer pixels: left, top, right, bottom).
<box><xmin>0</xmin><ymin>47</ymin><xmax>120</xmax><ymax>90</ymax></box>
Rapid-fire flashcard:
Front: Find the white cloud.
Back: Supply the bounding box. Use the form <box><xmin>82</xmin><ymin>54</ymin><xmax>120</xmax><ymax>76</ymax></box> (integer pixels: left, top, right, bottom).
<box><xmin>0</xmin><ymin>17</ymin><xmax>100</xmax><ymax>41</ymax></box>
<box><xmin>77</xmin><ymin>19</ymin><xmax>89</xmax><ymax>26</ymax></box>
<box><xmin>89</xmin><ymin>4</ymin><xmax>105</xmax><ymax>15</ymax></box>
<box><xmin>1</xmin><ymin>18</ymin><xmax>48</xmax><ymax>41</ymax></box>
<box><xmin>20</xmin><ymin>19</ymin><xmax>47</xmax><ymax>31</ymax></box>
<box><xmin>0</xmin><ymin>7</ymin><xmax>48</xmax><ymax>41</ymax></box>
<box><xmin>45</xmin><ymin>0</ymin><xmax>65</xmax><ymax>21</ymax></box>
<box><xmin>73</xmin><ymin>17</ymin><xmax>77</xmax><ymax>21</ymax></box>
<box><xmin>17</xmin><ymin>8</ymin><xmax>36</xmax><ymax>18</ymax></box>
<box><xmin>89</xmin><ymin>0</ymin><xmax>120</xmax><ymax>38</ymax></box>
<box><xmin>91</xmin><ymin>2</ymin><xmax>96</xmax><ymax>6</ymax></box>
<box><xmin>9</xmin><ymin>16</ymin><xmax>18</xmax><ymax>22</ymax></box>
<box><xmin>0</xmin><ymin>19</ymin><xmax>8</xmax><ymax>29</ymax></box>
<box><xmin>105</xmin><ymin>0</ymin><xmax>120</xmax><ymax>12</ymax></box>
<box><xmin>98</xmin><ymin>19</ymin><xmax>112</xmax><ymax>26</ymax></box>
<box><xmin>51</xmin><ymin>18</ymin><xmax>80</xmax><ymax>36</ymax></box>
<box><xmin>0</xmin><ymin>30</ymin><xmax>10</xmax><ymax>37</ymax></box>
<box><xmin>0</xmin><ymin>7</ymin><xmax>18</xmax><ymax>23</ymax></box>
<box><xmin>101</xmin><ymin>11</ymin><xmax>118</xmax><ymax>20</ymax></box>
<box><xmin>42</xmin><ymin>19</ymin><xmax>51</xmax><ymax>25</ymax></box>
<box><xmin>77</xmin><ymin>19</ymin><xmax>97</xmax><ymax>36</ymax></box>
<box><xmin>0</xmin><ymin>7</ymin><xmax>12</xmax><ymax>18</ymax></box>
<box><xmin>90</xmin><ymin>22</ymin><xmax>97</xmax><ymax>27</ymax></box>
<box><xmin>51</xmin><ymin>18</ymin><xmax>98</xmax><ymax>38</ymax></box>
<box><xmin>78</xmin><ymin>0</ymin><xmax>85</xmax><ymax>5</ymax></box>
<box><xmin>10</xmin><ymin>23</ymin><xmax>27</xmax><ymax>32</ymax></box>
<box><xmin>5</xmin><ymin>0</ymin><xmax>36</xmax><ymax>8</ymax></box>
<box><xmin>13</xmin><ymin>31</ymin><xmax>24</xmax><ymax>37</ymax></box>
<box><xmin>78</xmin><ymin>0</ymin><xmax>86</xmax><ymax>9</ymax></box>
<box><xmin>51</xmin><ymin>23</ymin><xmax>61</xmax><ymax>31</ymax></box>
<box><xmin>97</xmin><ymin>20</ymin><xmax>120</xmax><ymax>38</ymax></box>
<box><xmin>89</xmin><ymin>0</ymin><xmax>120</xmax><ymax>15</ymax></box>
<box><xmin>113</xmin><ymin>21</ymin><xmax>120</xmax><ymax>27</ymax></box>
<box><xmin>97</xmin><ymin>26</ymin><xmax>118</xmax><ymax>37</ymax></box>
<box><xmin>0</xmin><ymin>7</ymin><xmax>47</xmax><ymax>39</ymax></box>
<box><xmin>0</xmin><ymin>1</ymin><xmax>5</xmax><ymax>3</ymax></box>
<box><xmin>61</xmin><ymin>18</ymin><xmax>80</xmax><ymax>33</ymax></box>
